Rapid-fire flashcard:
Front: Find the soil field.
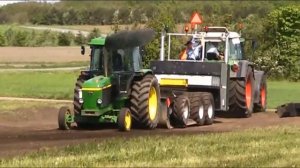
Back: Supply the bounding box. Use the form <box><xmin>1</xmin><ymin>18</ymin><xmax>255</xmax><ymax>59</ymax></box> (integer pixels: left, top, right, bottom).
<box><xmin>0</xmin><ymin>47</ymin><xmax>89</xmax><ymax>63</ymax></box>
<box><xmin>0</xmin><ymin>105</ymin><xmax>299</xmax><ymax>158</ymax></box>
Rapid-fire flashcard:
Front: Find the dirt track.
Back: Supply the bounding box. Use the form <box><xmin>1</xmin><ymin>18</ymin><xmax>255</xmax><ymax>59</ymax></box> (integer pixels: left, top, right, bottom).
<box><xmin>0</xmin><ymin>106</ymin><xmax>299</xmax><ymax>158</ymax></box>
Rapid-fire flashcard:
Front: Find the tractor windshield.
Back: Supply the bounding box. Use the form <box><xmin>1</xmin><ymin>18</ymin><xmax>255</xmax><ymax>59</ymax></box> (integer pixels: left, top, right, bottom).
<box><xmin>105</xmin><ymin>47</ymin><xmax>142</xmax><ymax>72</ymax></box>
<box><xmin>90</xmin><ymin>46</ymin><xmax>104</xmax><ymax>73</ymax></box>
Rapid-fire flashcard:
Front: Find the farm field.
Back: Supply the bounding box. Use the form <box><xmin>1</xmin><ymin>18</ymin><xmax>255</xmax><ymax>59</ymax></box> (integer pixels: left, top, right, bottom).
<box><xmin>0</xmin><ymin>71</ymin><xmax>78</xmax><ymax>99</ymax></box>
<box><xmin>0</xmin><ymin>47</ymin><xmax>88</xmax><ymax>63</ymax></box>
<box><xmin>0</xmin><ymin>70</ymin><xmax>299</xmax><ymax>108</ymax></box>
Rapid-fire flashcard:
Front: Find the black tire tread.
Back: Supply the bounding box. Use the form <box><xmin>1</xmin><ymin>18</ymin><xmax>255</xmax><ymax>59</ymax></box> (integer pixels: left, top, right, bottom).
<box><xmin>187</xmin><ymin>92</ymin><xmax>205</xmax><ymax>125</ymax></box>
<box><xmin>129</xmin><ymin>74</ymin><xmax>160</xmax><ymax>129</ymax></box>
<box><xmin>202</xmin><ymin>92</ymin><xmax>214</xmax><ymax>125</ymax></box>
<box><xmin>228</xmin><ymin>67</ymin><xmax>254</xmax><ymax>118</ymax></box>
<box><xmin>171</xmin><ymin>95</ymin><xmax>190</xmax><ymax>128</ymax></box>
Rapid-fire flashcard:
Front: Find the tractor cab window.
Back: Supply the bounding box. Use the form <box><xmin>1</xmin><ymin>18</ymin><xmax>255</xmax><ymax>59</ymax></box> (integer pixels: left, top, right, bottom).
<box><xmin>204</xmin><ymin>41</ymin><xmax>225</xmax><ymax>61</ymax></box>
<box><xmin>132</xmin><ymin>46</ymin><xmax>142</xmax><ymax>71</ymax></box>
<box><xmin>90</xmin><ymin>46</ymin><xmax>104</xmax><ymax>72</ymax></box>
<box><xmin>228</xmin><ymin>38</ymin><xmax>243</xmax><ymax>60</ymax></box>
<box><xmin>107</xmin><ymin>48</ymin><xmax>134</xmax><ymax>72</ymax></box>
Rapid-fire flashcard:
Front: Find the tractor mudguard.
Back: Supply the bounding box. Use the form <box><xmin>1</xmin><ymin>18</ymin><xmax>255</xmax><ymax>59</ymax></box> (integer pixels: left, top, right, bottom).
<box><xmin>276</xmin><ymin>103</ymin><xmax>300</xmax><ymax>118</ymax></box>
<box><xmin>237</xmin><ymin>60</ymin><xmax>254</xmax><ymax>78</ymax></box>
<box><xmin>253</xmin><ymin>70</ymin><xmax>265</xmax><ymax>104</ymax></box>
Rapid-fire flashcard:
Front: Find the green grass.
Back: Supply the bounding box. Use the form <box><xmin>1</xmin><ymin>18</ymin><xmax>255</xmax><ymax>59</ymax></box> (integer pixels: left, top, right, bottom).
<box><xmin>0</xmin><ymin>70</ymin><xmax>298</xmax><ymax>107</ymax></box>
<box><xmin>268</xmin><ymin>80</ymin><xmax>300</xmax><ymax>108</ymax></box>
<box><xmin>0</xmin><ymin>71</ymin><xmax>78</xmax><ymax>99</ymax></box>
<box><xmin>0</xmin><ymin>126</ymin><xmax>299</xmax><ymax>167</ymax></box>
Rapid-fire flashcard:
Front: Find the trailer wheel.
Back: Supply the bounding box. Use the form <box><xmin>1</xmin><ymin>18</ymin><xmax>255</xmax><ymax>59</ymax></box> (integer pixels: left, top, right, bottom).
<box><xmin>171</xmin><ymin>95</ymin><xmax>190</xmax><ymax>128</ymax></box>
<box><xmin>118</xmin><ymin>108</ymin><xmax>132</xmax><ymax>132</ymax></box>
<box><xmin>189</xmin><ymin>93</ymin><xmax>205</xmax><ymax>126</ymax></box>
<box><xmin>130</xmin><ymin>74</ymin><xmax>160</xmax><ymax>129</ymax></box>
<box><xmin>254</xmin><ymin>77</ymin><xmax>267</xmax><ymax>112</ymax></box>
<box><xmin>202</xmin><ymin>92</ymin><xmax>215</xmax><ymax>125</ymax></box>
<box><xmin>58</xmin><ymin>106</ymin><xmax>72</xmax><ymax>130</ymax></box>
<box><xmin>229</xmin><ymin>67</ymin><xmax>254</xmax><ymax>118</ymax></box>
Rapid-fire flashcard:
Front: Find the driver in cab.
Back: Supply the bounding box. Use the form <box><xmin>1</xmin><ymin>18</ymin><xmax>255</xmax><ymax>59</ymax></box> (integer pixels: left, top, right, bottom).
<box><xmin>179</xmin><ymin>38</ymin><xmax>202</xmax><ymax>60</ymax></box>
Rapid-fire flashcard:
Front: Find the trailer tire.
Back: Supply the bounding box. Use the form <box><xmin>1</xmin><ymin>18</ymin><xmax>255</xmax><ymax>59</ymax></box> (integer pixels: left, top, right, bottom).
<box><xmin>229</xmin><ymin>67</ymin><xmax>254</xmax><ymax>118</ymax></box>
<box><xmin>189</xmin><ymin>93</ymin><xmax>205</xmax><ymax>126</ymax></box>
<box><xmin>130</xmin><ymin>74</ymin><xmax>160</xmax><ymax>129</ymax></box>
<box><xmin>254</xmin><ymin>76</ymin><xmax>267</xmax><ymax>112</ymax></box>
<box><xmin>171</xmin><ymin>95</ymin><xmax>190</xmax><ymax>128</ymax></box>
<box><xmin>118</xmin><ymin>108</ymin><xmax>132</xmax><ymax>132</ymax></box>
<box><xmin>58</xmin><ymin>106</ymin><xmax>72</xmax><ymax>130</ymax></box>
<box><xmin>202</xmin><ymin>92</ymin><xmax>215</xmax><ymax>125</ymax></box>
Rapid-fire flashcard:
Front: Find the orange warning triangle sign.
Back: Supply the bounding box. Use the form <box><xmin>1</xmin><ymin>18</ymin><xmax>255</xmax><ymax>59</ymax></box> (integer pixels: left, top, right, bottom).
<box><xmin>190</xmin><ymin>12</ymin><xmax>202</xmax><ymax>24</ymax></box>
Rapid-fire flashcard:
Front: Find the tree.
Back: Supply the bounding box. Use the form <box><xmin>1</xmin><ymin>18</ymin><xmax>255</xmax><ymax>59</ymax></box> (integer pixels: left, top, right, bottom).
<box><xmin>74</xmin><ymin>31</ymin><xmax>86</xmax><ymax>45</ymax></box>
<box><xmin>263</xmin><ymin>5</ymin><xmax>300</xmax><ymax>81</ymax></box>
<box><xmin>58</xmin><ymin>32</ymin><xmax>73</xmax><ymax>46</ymax></box>
<box><xmin>87</xmin><ymin>28</ymin><xmax>101</xmax><ymax>42</ymax></box>
<box><xmin>144</xmin><ymin>4</ymin><xmax>177</xmax><ymax>68</ymax></box>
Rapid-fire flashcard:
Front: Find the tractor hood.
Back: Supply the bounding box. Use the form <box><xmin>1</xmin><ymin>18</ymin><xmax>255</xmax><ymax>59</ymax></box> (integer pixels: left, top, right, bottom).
<box><xmin>82</xmin><ymin>76</ymin><xmax>111</xmax><ymax>89</ymax></box>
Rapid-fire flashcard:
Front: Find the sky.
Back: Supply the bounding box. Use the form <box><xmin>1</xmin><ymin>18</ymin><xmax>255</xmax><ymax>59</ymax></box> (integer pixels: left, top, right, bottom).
<box><xmin>0</xmin><ymin>0</ymin><xmax>60</xmax><ymax>6</ymax></box>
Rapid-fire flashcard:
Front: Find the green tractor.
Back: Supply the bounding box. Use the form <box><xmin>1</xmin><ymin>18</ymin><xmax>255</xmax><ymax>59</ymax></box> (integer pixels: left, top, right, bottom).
<box><xmin>58</xmin><ymin>29</ymin><xmax>160</xmax><ymax>131</ymax></box>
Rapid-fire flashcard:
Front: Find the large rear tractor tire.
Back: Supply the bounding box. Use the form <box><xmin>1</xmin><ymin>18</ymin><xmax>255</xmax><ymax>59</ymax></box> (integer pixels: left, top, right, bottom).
<box><xmin>117</xmin><ymin>108</ymin><xmax>132</xmax><ymax>132</ymax></box>
<box><xmin>58</xmin><ymin>106</ymin><xmax>72</xmax><ymax>130</ymax></box>
<box><xmin>188</xmin><ymin>92</ymin><xmax>205</xmax><ymax>126</ymax></box>
<box><xmin>202</xmin><ymin>92</ymin><xmax>215</xmax><ymax>125</ymax></box>
<box><xmin>170</xmin><ymin>95</ymin><xmax>190</xmax><ymax>128</ymax></box>
<box><xmin>254</xmin><ymin>76</ymin><xmax>267</xmax><ymax>112</ymax></box>
<box><xmin>130</xmin><ymin>74</ymin><xmax>160</xmax><ymax>129</ymax></box>
<box><xmin>229</xmin><ymin>67</ymin><xmax>254</xmax><ymax>118</ymax></box>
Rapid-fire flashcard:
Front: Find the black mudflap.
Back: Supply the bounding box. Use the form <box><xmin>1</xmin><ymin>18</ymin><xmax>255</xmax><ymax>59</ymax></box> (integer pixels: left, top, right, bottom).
<box><xmin>157</xmin><ymin>100</ymin><xmax>173</xmax><ymax>129</ymax></box>
<box><xmin>276</xmin><ymin>103</ymin><xmax>300</xmax><ymax>118</ymax></box>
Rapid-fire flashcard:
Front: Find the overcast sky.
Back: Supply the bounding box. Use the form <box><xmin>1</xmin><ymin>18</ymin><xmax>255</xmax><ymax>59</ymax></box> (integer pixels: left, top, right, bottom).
<box><xmin>0</xmin><ymin>0</ymin><xmax>60</xmax><ymax>6</ymax></box>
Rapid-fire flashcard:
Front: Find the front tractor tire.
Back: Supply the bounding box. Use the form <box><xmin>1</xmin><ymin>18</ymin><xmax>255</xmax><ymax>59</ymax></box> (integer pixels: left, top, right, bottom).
<box><xmin>74</xmin><ymin>75</ymin><xmax>86</xmax><ymax>116</ymax></box>
<box><xmin>118</xmin><ymin>108</ymin><xmax>132</xmax><ymax>132</ymax></box>
<box><xmin>130</xmin><ymin>74</ymin><xmax>160</xmax><ymax>129</ymax></box>
<box><xmin>229</xmin><ymin>67</ymin><xmax>255</xmax><ymax>118</ymax></box>
<box><xmin>58</xmin><ymin>106</ymin><xmax>73</xmax><ymax>130</ymax></box>
<box><xmin>171</xmin><ymin>95</ymin><xmax>190</xmax><ymax>128</ymax></box>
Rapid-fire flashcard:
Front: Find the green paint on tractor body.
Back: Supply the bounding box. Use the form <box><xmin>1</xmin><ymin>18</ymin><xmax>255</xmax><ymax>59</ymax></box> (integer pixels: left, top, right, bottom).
<box><xmin>73</xmin><ymin>33</ymin><xmax>154</xmax><ymax>126</ymax></box>
<box><xmin>89</xmin><ymin>37</ymin><xmax>105</xmax><ymax>45</ymax></box>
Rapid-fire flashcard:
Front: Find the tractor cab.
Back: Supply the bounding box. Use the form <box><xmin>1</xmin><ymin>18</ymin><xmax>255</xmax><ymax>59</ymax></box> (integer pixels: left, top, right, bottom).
<box><xmin>59</xmin><ymin>29</ymin><xmax>160</xmax><ymax>131</ymax></box>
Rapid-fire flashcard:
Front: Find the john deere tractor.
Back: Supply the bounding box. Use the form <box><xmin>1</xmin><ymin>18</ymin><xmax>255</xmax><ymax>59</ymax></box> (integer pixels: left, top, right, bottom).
<box><xmin>58</xmin><ymin>29</ymin><xmax>160</xmax><ymax>131</ymax></box>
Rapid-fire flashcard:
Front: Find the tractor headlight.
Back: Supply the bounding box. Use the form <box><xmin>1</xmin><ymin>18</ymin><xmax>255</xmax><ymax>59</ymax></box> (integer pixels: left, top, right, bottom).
<box><xmin>211</xmin><ymin>76</ymin><xmax>220</xmax><ymax>87</ymax></box>
<box><xmin>79</xmin><ymin>89</ymin><xmax>82</xmax><ymax>99</ymax></box>
<box><xmin>97</xmin><ymin>98</ymin><xmax>102</xmax><ymax>104</ymax></box>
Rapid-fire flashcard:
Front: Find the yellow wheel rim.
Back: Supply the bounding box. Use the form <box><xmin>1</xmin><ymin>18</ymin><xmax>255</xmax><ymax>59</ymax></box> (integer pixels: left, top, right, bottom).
<box><xmin>124</xmin><ymin>111</ymin><xmax>131</xmax><ymax>130</ymax></box>
<box><xmin>148</xmin><ymin>86</ymin><xmax>158</xmax><ymax>121</ymax></box>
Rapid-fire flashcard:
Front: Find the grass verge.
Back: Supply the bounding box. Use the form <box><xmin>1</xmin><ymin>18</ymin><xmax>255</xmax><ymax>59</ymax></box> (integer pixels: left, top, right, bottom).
<box><xmin>0</xmin><ymin>70</ymin><xmax>298</xmax><ymax>108</ymax></box>
<box><xmin>267</xmin><ymin>80</ymin><xmax>300</xmax><ymax>108</ymax></box>
<box><xmin>0</xmin><ymin>71</ymin><xmax>78</xmax><ymax>99</ymax></box>
<box><xmin>0</xmin><ymin>126</ymin><xmax>299</xmax><ymax>167</ymax></box>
